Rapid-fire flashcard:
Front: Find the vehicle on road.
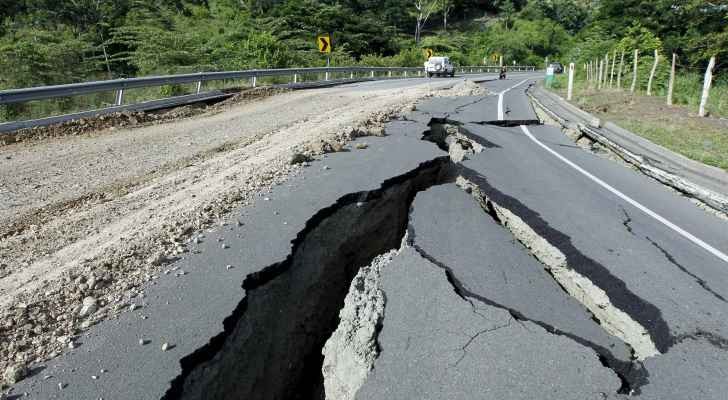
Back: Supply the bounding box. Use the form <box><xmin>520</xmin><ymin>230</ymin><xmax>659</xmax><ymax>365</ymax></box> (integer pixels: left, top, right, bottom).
<box><xmin>424</xmin><ymin>56</ymin><xmax>455</xmax><ymax>78</ymax></box>
<box><xmin>548</xmin><ymin>62</ymin><xmax>564</xmax><ymax>74</ymax></box>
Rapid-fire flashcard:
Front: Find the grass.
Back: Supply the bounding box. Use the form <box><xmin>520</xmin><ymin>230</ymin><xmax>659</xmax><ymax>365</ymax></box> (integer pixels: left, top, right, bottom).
<box><xmin>615</xmin><ymin>119</ymin><xmax>728</xmax><ymax>171</ymax></box>
<box><xmin>548</xmin><ymin>73</ymin><xmax>728</xmax><ymax>172</ymax></box>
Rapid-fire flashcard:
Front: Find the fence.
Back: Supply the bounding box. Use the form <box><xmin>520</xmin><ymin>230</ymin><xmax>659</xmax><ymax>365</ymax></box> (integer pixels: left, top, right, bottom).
<box><xmin>0</xmin><ymin>64</ymin><xmax>536</xmax><ymax>133</ymax></box>
<box><xmin>564</xmin><ymin>49</ymin><xmax>721</xmax><ymax>118</ymax></box>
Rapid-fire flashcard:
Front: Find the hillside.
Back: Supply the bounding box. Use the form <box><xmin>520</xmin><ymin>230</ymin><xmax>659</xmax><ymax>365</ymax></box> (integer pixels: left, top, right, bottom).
<box><xmin>0</xmin><ymin>0</ymin><xmax>725</xmax><ymax>90</ymax></box>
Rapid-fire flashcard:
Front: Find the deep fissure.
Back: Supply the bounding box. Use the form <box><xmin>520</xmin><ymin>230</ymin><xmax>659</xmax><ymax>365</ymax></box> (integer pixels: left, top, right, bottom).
<box><xmin>162</xmin><ymin>155</ymin><xmax>455</xmax><ymax>400</ymax></box>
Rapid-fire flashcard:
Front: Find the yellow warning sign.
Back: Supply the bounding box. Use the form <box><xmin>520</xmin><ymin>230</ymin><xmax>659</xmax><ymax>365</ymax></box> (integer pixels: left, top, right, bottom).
<box><xmin>424</xmin><ymin>48</ymin><xmax>434</xmax><ymax>59</ymax></box>
<box><xmin>318</xmin><ymin>35</ymin><xmax>332</xmax><ymax>53</ymax></box>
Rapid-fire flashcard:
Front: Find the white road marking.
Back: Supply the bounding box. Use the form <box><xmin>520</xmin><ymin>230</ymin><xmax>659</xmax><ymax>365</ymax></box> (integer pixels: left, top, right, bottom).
<box><xmin>520</xmin><ymin>125</ymin><xmax>728</xmax><ymax>265</ymax></box>
<box><xmin>497</xmin><ymin>79</ymin><xmax>529</xmax><ymax>120</ymax></box>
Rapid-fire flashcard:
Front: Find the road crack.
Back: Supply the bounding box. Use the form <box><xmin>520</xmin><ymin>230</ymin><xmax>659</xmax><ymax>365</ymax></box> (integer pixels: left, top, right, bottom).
<box><xmin>645</xmin><ymin>236</ymin><xmax>727</xmax><ymax>304</ymax></box>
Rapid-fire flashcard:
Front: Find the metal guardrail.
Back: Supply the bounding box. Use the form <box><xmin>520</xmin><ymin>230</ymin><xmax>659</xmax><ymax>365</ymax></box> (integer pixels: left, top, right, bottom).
<box><xmin>0</xmin><ymin>65</ymin><xmax>536</xmax><ymax>134</ymax></box>
<box><xmin>0</xmin><ymin>65</ymin><xmax>535</xmax><ymax>105</ymax></box>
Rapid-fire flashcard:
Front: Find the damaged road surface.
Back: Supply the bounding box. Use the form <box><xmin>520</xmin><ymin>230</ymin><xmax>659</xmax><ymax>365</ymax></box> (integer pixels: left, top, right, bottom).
<box><xmin>7</xmin><ymin>74</ymin><xmax>728</xmax><ymax>400</ymax></box>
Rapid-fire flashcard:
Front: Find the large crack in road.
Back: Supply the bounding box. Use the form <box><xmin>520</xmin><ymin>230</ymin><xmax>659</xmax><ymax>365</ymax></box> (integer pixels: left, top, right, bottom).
<box><xmin>163</xmin><ymin>155</ymin><xmax>455</xmax><ymax>400</ymax></box>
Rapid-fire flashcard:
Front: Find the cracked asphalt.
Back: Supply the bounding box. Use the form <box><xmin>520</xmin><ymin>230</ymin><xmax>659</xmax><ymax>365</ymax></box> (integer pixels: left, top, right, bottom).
<box><xmin>7</xmin><ymin>73</ymin><xmax>728</xmax><ymax>400</ymax></box>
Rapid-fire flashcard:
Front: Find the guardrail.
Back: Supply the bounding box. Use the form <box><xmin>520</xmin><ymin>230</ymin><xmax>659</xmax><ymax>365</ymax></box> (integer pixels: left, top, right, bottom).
<box><xmin>0</xmin><ymin>65</ymin><xmax>535</xmax><ymax>133</ymax></box>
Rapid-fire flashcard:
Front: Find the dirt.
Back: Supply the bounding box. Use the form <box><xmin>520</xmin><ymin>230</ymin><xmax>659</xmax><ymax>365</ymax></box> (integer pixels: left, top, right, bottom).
<box><xmin>571</xmin><ymin>89</ymin><xmax>728</xmax><ymax>132</ymax></box>
<box><xmin>0</xmin><ymin>78</ymin><xmax>470</xmax><ymax>388</ymax></box>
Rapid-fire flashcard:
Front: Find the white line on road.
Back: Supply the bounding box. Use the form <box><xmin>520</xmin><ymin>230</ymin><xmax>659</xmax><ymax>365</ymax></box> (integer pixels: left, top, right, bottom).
<box><xmin>520</xmin><ymin>125</ymin><xmax>728</xmax><ymax>265</ymax></box>
<box><xmin>498</xmin><ymin>79</ymin><xmax>530</xmax><ymax>121</ymax></box>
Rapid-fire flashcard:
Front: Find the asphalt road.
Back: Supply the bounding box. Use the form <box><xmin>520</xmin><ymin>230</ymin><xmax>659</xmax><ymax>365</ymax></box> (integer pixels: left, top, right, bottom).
<box><xmin>8</xmin><ymin>73</ymin><xmax>728</xmax><ymax>400</ymax></box>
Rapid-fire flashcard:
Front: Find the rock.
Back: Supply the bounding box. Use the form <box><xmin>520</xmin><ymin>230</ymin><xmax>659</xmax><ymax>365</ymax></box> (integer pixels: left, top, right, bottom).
<box><xmin>355</xmin><ymin>143</ymin><xmax>369</xmax><ymax>150</ymax></box>
<box><xmin>290</xmin><ymin>153</ymin><xmax>312</xmax><ymax>165</ymax></box>
<box><xmin>368</xmin><ymin>126</ymin><xmax>385</xmax><ymax>137</ymax></box>
<box><xmin>3</xmin><ymin>364</ymin><xmax>27</xmax><ymax>384</ymax></box>
<box><xmin>78</xmin><ymin>297</ymin><xmax>98</xmax><ymax>317</ymax></box>
<box><xmin>147</xmin><ymin>253</ymin><xmax>166</xmax><ymax>266</ymax></box>
<box><xmin>161</xmin><ymin>342</ymin><xmax>170</xmax><ymax>351</ymax></box>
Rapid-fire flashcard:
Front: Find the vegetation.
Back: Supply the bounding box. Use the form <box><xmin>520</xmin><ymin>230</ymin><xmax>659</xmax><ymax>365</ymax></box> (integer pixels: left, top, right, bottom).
<box><xmin>550</xmin><ymin>73</ymin><xmax>728</xmax><ymax>172</ymax></box>
<box><xmin>0</xmin><ymin>1</ymin><xmax>725</xmax><ymax>120</ymax></box>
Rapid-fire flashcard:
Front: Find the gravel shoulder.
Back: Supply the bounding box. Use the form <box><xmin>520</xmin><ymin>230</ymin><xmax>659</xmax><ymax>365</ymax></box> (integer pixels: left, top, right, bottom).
<box><xmin>0</xmin><ymin>77</ymin><xmax>484</xmax><ymax>386</ymax></box>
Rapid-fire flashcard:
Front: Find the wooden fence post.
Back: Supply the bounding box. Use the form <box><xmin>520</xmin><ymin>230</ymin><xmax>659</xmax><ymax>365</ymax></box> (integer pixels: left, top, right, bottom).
<box><xmin>617</xmin><ymin>50</ymin><xmax>625</xmax><ymax>89</ymax></box>
<box><xmin>587</xmin><ymin>61</ymin><xmax>591</xmax><ymax>85</ymax></box>
<box><xmin>631</xmin><ymin>49</ymin><xmax>639</xmax><ymax>93</ymax></box>
<box><xmin>647</xmin><ymin>49</ymin><xmax>659</xmax><ymax>96</ymax></box>
<box><xmin>699</xmin><ymin>56</ymin><xmax>716</xmax><ymax>117</ymax></box>
<box><xmin>568</xmin><ymin>62</ymin><xmax>575</xmax><ymax>101</ymax></box>
<box><xmin>609</xmin><ymin>50</ymin><xmax>616</xmax><ymax>88</ymax></box>
<box><xmin>598</xmin><ymin>59</ymin><xmax>603</xmax><ymax>89</ymax></box>
<box><xmin>667</xmin><ymin>53</ymin><xmax>676</xmax><ymax>106</ymax></box>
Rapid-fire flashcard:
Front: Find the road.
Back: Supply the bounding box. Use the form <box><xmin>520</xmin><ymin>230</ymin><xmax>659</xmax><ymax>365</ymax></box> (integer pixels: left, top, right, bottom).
<box><xmin>4</xmin><ymin>73</ymin><xmax>728</xmax><ymax>400</ymax></box>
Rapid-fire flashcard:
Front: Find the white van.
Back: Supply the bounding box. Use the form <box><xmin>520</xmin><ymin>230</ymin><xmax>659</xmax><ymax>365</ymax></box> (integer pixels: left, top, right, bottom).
<box><xmin>424</xmin><ymin>56</ymin><xmax>455</xmax><ymax>77</ymax></box>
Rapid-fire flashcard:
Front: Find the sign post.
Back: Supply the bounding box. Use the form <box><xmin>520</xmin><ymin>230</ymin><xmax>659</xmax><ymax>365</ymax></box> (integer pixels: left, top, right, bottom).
<box><xmin>318</xmin><ymin>34</ymin><xmax>332</xmax><ymax>80</ymax></box>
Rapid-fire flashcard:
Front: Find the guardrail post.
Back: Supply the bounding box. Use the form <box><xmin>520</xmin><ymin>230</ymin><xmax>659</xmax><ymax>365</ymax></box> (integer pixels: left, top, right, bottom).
<box><xmin>115</xmin><ymin>89</ymin><xmax>124</xmax><ymax>106</ymax></box>
<box><xmin>196</xmin><ymin>81</ymin><xmax>202</xmax><ymax>94</ymax></box>
<box><xmin>325</xmin><ymin>70</ymin><xmax>330</xmax><ymax>81</ymax></box>
<box><xmin>388</xmin><ymin>71</ymin><xmax>392</xmax><ymax>78</ymax></box>
<box><xmin>293</xmin><ymin>73</ymin><xmax>298</xmax><ymax>83</ymax></box>
<box><xmin>404</xmin><ymin>70</ymin><xmax>407</xmax><ymax>77</ymax></box>
<box><xmin>350</xmin><ymin>71</ymin><xmax>354</xmax><ymax>79</ymax></box>
<box><xmin>371</xmin><ymin>71</ymin><xmax>374</xmax><ymax>78</ymax></box>
<box><xmin>252</xmin><ymin>76</ymin><xmax>257</xmax><ymax>88</ymax></box>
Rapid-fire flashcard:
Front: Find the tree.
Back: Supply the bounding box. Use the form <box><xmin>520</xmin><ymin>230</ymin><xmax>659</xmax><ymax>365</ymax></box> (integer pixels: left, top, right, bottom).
<box><xmin>413</xmin><ymin>0</ymin><xmax>440</xmax><ymax>44</ymax></box>
<box><xmin>498</xmin><ymin>0</ymin><xmax>516</xmax><ymax>30</ymax></box>
<box><xmin>442</xmin><ymin>0</ymin><xmax>453</xmax><ymax>31</ymax></box>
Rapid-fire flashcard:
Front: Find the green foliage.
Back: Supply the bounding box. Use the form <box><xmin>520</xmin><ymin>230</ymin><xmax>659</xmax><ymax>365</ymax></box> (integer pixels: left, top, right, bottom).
<box><xmin>0</xmin><ymin>25</ymin><xmax>92</xmax><ymax>88</ymax></box>
<box><xmin>0</xmin><ymin>0</ymin><xmax>724</xmax><ymax>104</ymax></box>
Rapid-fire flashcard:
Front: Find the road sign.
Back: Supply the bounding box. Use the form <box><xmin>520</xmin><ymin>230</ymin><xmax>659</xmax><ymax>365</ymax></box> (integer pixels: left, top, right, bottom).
<box><xmin>424</xmin><ymin>48</ymin><xmax>434</xmax><ymax>59</ymax></box>
<box><xmin>318</xmin><ymin>35</ymin><xmax>332</xmax><ymax>53</ymax></box>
